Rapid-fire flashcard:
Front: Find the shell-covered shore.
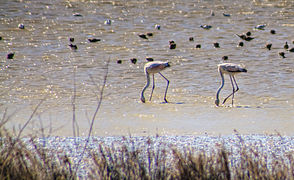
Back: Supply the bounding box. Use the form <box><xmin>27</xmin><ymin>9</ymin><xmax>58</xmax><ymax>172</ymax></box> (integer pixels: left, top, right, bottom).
<box><xmin>25</xmin><ymin>135</ymin><xmax>294</xmax><ymax>178</ymax></box>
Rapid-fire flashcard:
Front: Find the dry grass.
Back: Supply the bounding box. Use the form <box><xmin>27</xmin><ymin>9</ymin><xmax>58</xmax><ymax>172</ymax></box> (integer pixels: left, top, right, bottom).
<box><xmin>89</xmin><ymin>137</ymin><xmax>294</xmax><ymax>180</ymax></box>
<box><xmin>1</xmin><ymin>125</ymin><xmax>294</xmax><ymax>179</ymax></box>
<box><xmin>0</xmin><ymin>128</ymin><xmax>76</xmax><ymax>180</ymax></box>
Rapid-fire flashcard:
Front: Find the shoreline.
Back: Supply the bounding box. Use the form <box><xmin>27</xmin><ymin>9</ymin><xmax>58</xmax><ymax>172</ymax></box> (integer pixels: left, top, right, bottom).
<box><xmin>23</xmin><ymin>134</ymin><xmax>294</xmax><ymax>179</ymax></box>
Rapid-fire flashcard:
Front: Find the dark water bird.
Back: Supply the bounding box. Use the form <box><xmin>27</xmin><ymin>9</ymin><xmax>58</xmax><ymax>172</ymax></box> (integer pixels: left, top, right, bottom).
<box><xmin>222</xmin><ymin>56</ymin><xmax>228</xmax><ymax>60</ymax></box>
<box><xmin>69</xmin><ymin>37</ymin><xmax>74</xmax><ymax>42</ymax></box>
<box><xmin>7</xmin><ymin>53</ymin><xmax>14</xmax><ymax>59</ymax></box>
<box><xmin>169</xmin><ymin>41</ymin><xmax>176</xmax><ymax>49</ymax></box>
<box><xmin>246</xmin><ymin>31</ymin><xmax>251</xmax><ymax>36</ymax></box>
<box><xmin>236</xmin><ymin>34</ymin><xmax>254</xmax><ymax>41</ymax></box>
<box><xmin>244</xmin><ymin>36</ymin><xmax>254</xmax><ymax>41</ymax></box>
<box><xmin>88</xmin><ymin>38</ymin><xmax>101</xmax><ymax>43</ymax></box>
<box><xmin>238</xmin><ymin>41</ymin><xmax>244</xmax><ymax>47</ymax></box>
<box><xmin>69</xmin><ymin>44</ymin><xmax>78</xmax><ymax>50</ymax></box>
<box><xmin>155</xmin><ymin>24</ymin><xmax>161</xmax><ymax>30</ymax></box>
<box><xmin>279</xmin><ymin>52</ymin><xmax>286</xmax><ymax>58</ymax></box>
<box><xmin>211</xmin><ymin>10</ymin><xmax>215</xmax><ymax>16</ymax></box>
<box><xmin>284</xmin><ymin>42</ymin><xmax>289</xmax><ymax>49</ymax></box>
<box><xmin>146</xmin><ymin>57</ymin><xmax>154</xmax><ymax>62</ymax></box>
<box><xmin>141</xmin><ymin>61</ymin><xmax>170</xmax><ymax>103</ymax></box>
<box><xmin>130</xmin><ymin>58</ymin><xmax>137</xmax><ymax>64</ymax></box>
<box><xmin>266</xmin><ymin>43</ymin><xmax>272</xmax><ymax>50</ymax></box>
<box><xmin>255</xmin><ymin>24</ymin><xmax>266</xmax><ymax>30</ymax></box>
<box><xmin>196</xmin><ymin>44</ymin><xmax>201</xmax><ymax>48</ymax></box>
<box><xmin>73</xmin><ymin>13</ymin><xmax>82</xmax><ymax>17</ymax></box>
<box><xmin>236</xmin><ymin>34</ymin><xmax>246</xmax><ymax>40</ymax></box>
<box><xmin>0</xmin><ymin>36</ymin><xmax>2</xmax><ymax>40</ymax></box>
<box><xmin>270</xmin><ymin>30</ymin><xmax>276</xmax><ymax>34</ymax></box>
<box><xmin>147</xmin><ymin>32</ymin><xmax>153</xmax><ymax>37</ymax></box>
<box><xmin>214</xmin><ymin>42</ymin><xmax>220</xmax><ymax>48</ymax></box>
<box><xmin>215</xmin><ymin>63</ymin><xmax>247</xmax><ymax>107</ymax></box>
<box><xmin>288</xmin><ymin>48</ymin><xmax>294</xmax><ymax>52</ymax></box>
<box><xmin>104</xmin><ymin>19</ymin><xmax>111</xmax><ymax>25</ymax></box>
<box><xmin>189</xmin><ymin>37</ymin><xmax>194</xmax><ymax>41</ymax></box>
<box><xmin>138</xmin><ymin>34</ymin><xmax>148</xmax><ymax>39</ymax></box>
<box><xmin>117</xmin><ymin>60</ymin><xmax>122</xmax><ymax>64</ymax></box>
<box><xmin>223</xmin><ymin>13</ymin><xmax>231</xmax><ymax>17</ymax></box>
<box><xmin>18</xmin><ymin>23</ymin><xmax>25</xmax><ymax>29</ymax></box>
<box><xmin>200</xmin><ymin>24</ymin><xmax>212</xmax><ymax>30</ymax></box>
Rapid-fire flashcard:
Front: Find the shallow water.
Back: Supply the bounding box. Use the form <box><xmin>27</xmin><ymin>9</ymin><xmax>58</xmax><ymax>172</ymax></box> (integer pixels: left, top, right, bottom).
<box><xmin>0</xmin><ymin>0</ymin><xmax>294</xmax><ymax>137</ymax></box>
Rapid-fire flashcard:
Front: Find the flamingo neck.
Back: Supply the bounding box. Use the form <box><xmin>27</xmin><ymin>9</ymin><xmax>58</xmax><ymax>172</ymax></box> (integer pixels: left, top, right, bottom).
<box><xmin>141</xmin><ymin>72</ymin><xmax>150</xmax><ymax>103</ymax></box>
<box><xmin>215</xmin><ymin>70</ymin><xmax>225</xmax><ymax>106</ymax></box>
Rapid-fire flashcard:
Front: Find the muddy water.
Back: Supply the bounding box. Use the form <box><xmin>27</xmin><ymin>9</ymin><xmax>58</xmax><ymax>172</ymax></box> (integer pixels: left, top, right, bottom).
<box><xmin>0</xmin><ymin>0</ymin><xmax>294</xmax><ymax>136</ymax></box>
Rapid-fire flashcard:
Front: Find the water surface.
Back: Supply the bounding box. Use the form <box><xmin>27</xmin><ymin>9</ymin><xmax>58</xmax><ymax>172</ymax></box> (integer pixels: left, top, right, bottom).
<box><xmin>0</xmin><ymin>0</ymin><xmax>294</xmax><ymax>136</ymax></box>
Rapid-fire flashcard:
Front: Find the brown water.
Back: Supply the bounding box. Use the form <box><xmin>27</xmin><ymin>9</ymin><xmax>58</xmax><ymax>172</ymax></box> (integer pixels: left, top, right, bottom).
<box><xmin>1</xmin><ymin>0</ymin><xmax>294</xmax><ymax>137</ymax></box>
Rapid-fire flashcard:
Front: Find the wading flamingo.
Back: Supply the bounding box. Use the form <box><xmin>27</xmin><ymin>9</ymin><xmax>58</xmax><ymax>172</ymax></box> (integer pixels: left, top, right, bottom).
<box><xmin>141</xmin><ymin>61</ymin><xmax>170</xmax><ymax>103</ymax></box>
<box><xmin>215</xmin><ymin>63</ymin><xmax>247</xmax><ymax>106</ymax></box>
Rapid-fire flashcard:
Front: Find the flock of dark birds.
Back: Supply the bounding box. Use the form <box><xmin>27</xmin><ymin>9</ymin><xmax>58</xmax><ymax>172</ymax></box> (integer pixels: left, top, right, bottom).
<box><xmin>4</xmin><ymin>18</ymin><xmax>294</xmax><ymax>62</ymax></box>
<box><xmin>2</xmin><ymin>12</ymin><xmax>294</xmax><ymax>106</ymax></box>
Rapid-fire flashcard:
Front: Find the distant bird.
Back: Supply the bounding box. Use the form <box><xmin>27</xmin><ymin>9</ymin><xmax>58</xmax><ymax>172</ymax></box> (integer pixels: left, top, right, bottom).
<box><xmin>215</xmin><ymin>63</ymin><xmax>247</xmax><ymax>106</ymax></box>
<box><xmin>69</xmin><ymin>37</ymin><xmax>74</xmax><ymax>42</ymax></box>
<box><xmin>266</xmin><ymin>43</ymin><xmax>272</xmax><ymax>50</ymax></box>
<box><xmin>7</xmin><ymin>53</ymin><xmax>14</xmax><ymax>59</ymax></box>
<box><xmin>73</xmin><ymin>13</ymin><xmax>82</xmax><ymax>17</ymax></box>
<box><xmin>88</xmin><ymin>38</ymin><xmax>101</xmax><ymax>43</ymax></box>
<box><xmin>146</xmin><ymin>57</ymin><xmax>154</xmax><ymax>62</ymax></box>
<box><xmin>196</xmin><ymin>44</ymin><xmax>201</xmax><ymax>48</ymax></box>
<box><xmin>255</xmin><ymin>24</ymin><xmax>266</xmax><ymax>30</ymax></box>
<box><xmin>147</xmin><ymin>32</ymin><xmax>153</xmax><ymax>37</ymax></box>
<box><xmin>200</xmin><ymin>24</ymin><xmax>212</xmax><ymax>30</ymax></box>
<box><xmin>211</xmin><ymin>10</ymin><xmax>215</xmax><ymax>16</ymax></box>
<box><xmin>288</xmin><ymin>48</ymin><xmax>294</xmax><ymax>52</ymax></box>
<box><xmin>270</xmin><ymin>30</ymin><xmax>276</xmax><ymax>34</ymax></box>
<box><xmin>236</xmin><ymin>34</ymin><xmax>246</xmax><ymax>40</ymax></box>
<box><xmin>238</xmin><ymin>41</ymin><xmax>244</xmax><ymax>47</ymax></box>
<box><xmin>138</xmin><ymin>34</ymin><xmax>148</xmax><ymax>39</ymax></box>
<box><xmin>117</xmin><ymin>60</ymin><xmax>122</xmax><ymax>64</ymax></box>
<box><xmin>0</xmin><ymin>36</ymin><xmax>2</xmax><ymax>40</ymax></box>
<box><xmin>246</xmin><ymin>31</ymin><xmax>251</xmax><ymax>36</ymax></box>
<box><xmin>236</xmin><ymin>33</ymin><xmax>254</xmax><ymax>41</ymax></box>
<box><xmin>284</xmin><ymin>42</ymin><xmax>289</xmax><ymax>49</ymax></box>
<box><xmin>223</xmin><ymin>13</ymin><xmax>231</xmax><ymax>17</ymax></box>
<box><xmin>222</xmin><ymin>56</ymin><xmax>228</xmax><ymax>60</ymax></box>
<box><xmin>244</xmin><ymin>36</ymin><xmax>254</xmax><ymax>41</ymax></box>
<box><xmin>169</xmin><ymin>41</ymin><xmax>176</xmax><ymax>49</ymax></box>
<box><xmin>69</xmin><ymin>44</ymin><xmax>78</xmax><ymax>50</ymax></box>
<box><xmin>155</xmin><ymin>24</ymin><xmax>161</xmax><ymax>30</ymax></box>
<box><xmin>141</xmin><ymin>61</ymin><xmax>170</xmax><ymax>103</ymax></box>
<box><xmin>130</xmin><ymin>58</ymin><xmax>137</xmax><ymax>64</ymax></box>
<box><xmin>189</xmin><ymin>37</ymin><xmax>194</xmax><ymax>41</ymax></box>
<box><xmin>104</xmin><ymin>19</ymin><xmax>111</xmax><ymax>25</ymax></box>
<box><xmin>279</xmin><ymin>52</ymin><xmax>286</xmax><ymax>58</ymax></box>
<box><xmin>213</xmin><ymin>42</ymin><xmax>220</xmax><ymax>48</ymax></box>
<box><xmin>18</xmin><ymin>23</ymin><xmax>25</xmax><ymax>29</ymax></box>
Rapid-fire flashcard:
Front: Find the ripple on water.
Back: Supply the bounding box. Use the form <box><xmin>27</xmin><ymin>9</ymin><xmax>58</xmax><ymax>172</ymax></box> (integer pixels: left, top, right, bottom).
<box><xmin>1</xmin><ymin>0</ymin><xmax>294</xmax><ymax>136</ymax></box>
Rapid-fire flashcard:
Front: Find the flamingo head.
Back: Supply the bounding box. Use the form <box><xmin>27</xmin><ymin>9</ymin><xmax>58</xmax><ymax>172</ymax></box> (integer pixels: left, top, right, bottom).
<box><xmin>215</xmin><ymin>99</ymin><xmax>220</xmax><ymax>106</ymax></box>
<box><xmin>141</xmin><ymin>96</ymin><xmax>146</xmax><ymax>103</ymax></box>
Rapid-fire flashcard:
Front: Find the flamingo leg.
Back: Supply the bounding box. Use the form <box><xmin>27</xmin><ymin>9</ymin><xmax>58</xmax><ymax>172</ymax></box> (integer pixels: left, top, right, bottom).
<box><xmin>159</xmin><ymin>72</ymin><xmax>169</xmax><ymax>103</ymax></box>
<box><xmin>149</xmin><ymin>74</ymin><xmax>155</xmax><ymax>101</ymax></box>
<box><xmin>223</xmin><ymin>75</ymin><xmax>239</xmax><ymax>105</ymax></box>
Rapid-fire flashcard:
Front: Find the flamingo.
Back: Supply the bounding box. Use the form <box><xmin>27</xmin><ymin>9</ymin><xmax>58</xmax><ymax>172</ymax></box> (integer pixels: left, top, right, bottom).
<box><xmin>141</xmin><ymin>61</ymin><xmax>170</xmax><ymax>103</ymax></box>
<box><xmin>215</xmin><ymin>63</ymin><xmax>247</xmax><ymax>106</ymax></box>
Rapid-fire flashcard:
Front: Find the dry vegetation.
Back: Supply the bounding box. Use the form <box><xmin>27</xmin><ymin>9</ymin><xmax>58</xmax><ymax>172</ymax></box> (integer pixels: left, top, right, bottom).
<box><xmin>1</xmin><ymin>126</ymin><xmax>294</xmax><ymax>179</ymax></box>
<box><xmin>0</xmin><ymin>128</ymin><xmax>76</xmax><ymax>180</ymax></box>
<box><xmin>89</xmin><ymin>137</ymin><xmax>294</xmax><ymax>180</ymax></box>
